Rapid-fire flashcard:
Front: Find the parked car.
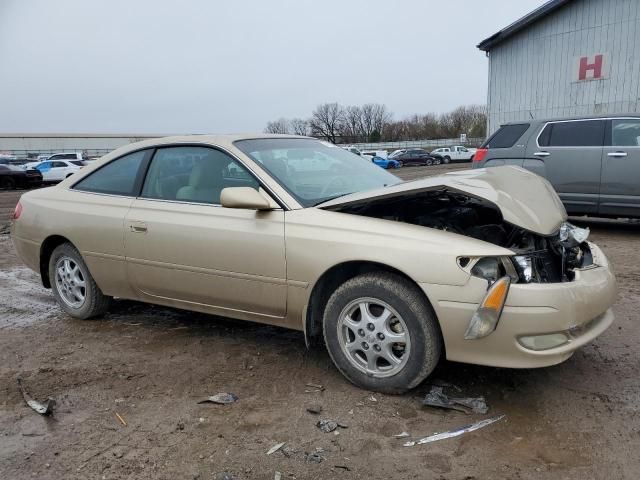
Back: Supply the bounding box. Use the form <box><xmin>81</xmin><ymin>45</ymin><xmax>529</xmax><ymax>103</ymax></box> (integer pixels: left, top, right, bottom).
<box><xmin>45</xmin><ymin>152</ymin><xmax>86</xmax><ymax>161</ymax></box>
<box><xmin>0</xmin><ymin>164</ymin><xmax>43</xmax><ymax>190</ymax></box>
<box><xmin>388</xmin><ymin>149</ymin><xmax>407</xmax><ymax>159</ymax></box>
<box><xmin>394</xmin><ymin>149</ymin><xmax>441</xmax><ymax>166</ymax></box>
<box><xmin>341</xmin><ymin>146</ymin><xmax>373</xmax><ymax>161</ymax></box>
<box><xmin>431</xmin><ymin>146</ymin><xmax>477</xmax><ymax>163</ymax></box>
<box><xmin>472</xmin><ymin>114</ymin><xmax>640</xmax><ymax>218</ymax></box>
<box><xmin>23</xmin><ymin>159</ymin><xmax>85</xmax><ymax>183</ymax></box>
<box><xmin>371</xmin><ymin>156</ymin><xmax>402</xmax><ymax>169</ymax></box>
<box><xmin>362</xmin><ymin>150</ymin><xmax>388</xmax><ymax>159</ymax></box>
<box><xmin>11</xmin><ymin>135</ymin><xmax>616</xmax><ymax>393</ymax></box>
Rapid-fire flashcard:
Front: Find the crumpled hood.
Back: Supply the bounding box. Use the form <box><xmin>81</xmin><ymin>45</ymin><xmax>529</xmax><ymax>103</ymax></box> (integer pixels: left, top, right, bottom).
<box><xmin>318</xmin><ymin>166</ymin><xmax>567</xmax><ymax>236</ymax></box>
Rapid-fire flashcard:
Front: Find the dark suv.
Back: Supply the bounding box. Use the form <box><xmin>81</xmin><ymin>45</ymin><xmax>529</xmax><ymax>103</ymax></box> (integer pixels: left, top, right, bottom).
<box><xmin>472</xmin><ymin>114</ymin><xmax>640</xmax><ymax>218</ymax></box>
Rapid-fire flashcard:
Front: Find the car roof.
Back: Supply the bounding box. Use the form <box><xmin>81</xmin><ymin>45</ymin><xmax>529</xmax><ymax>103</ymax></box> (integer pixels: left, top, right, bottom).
<box><xmin>98</xmin><ymin>134</ymin><xmax>316</xmax><ymax>160</ymax></box>
<box><xmin>501</xmin><ymin>113</ymin><xmax>640</xmax><ymax>126</ymax></box>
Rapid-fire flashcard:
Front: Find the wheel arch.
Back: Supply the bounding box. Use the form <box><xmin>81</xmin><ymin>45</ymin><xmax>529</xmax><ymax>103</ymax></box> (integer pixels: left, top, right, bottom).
<box><xmin>39</xmin><ymin>235</ymin><xmax>75</xmax><ymax>288</ymax></box>
<box><xmin>304</xmin><ymin>260</ymin><xmax>440</xmax><ymax>349</ymax></box>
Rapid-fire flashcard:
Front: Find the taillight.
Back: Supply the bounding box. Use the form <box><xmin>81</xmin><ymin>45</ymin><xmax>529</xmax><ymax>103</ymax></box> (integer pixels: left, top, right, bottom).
<box><xmin>473</xmin><ymin>148</ymin><xmax>488</xmax><ymax>162</ymax></box>
<box><xmin>12</xmin><ymin>201</ymin><xmax>22</xmax><ymax>220</ymax></box>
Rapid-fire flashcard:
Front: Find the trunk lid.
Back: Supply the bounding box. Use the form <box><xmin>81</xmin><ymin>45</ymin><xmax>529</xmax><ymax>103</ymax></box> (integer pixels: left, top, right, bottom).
<box><xmin>318</xmin><ymin>166</ymin><xmax>566</xmax><ymax>236</ymax></box>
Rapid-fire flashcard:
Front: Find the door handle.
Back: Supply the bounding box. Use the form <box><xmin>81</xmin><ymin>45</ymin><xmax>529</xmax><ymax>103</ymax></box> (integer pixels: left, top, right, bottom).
<box><xmin>534</xmin><ymin>151</ymin><xmax>550</xmax><ymax>157</ymax></box>
<box><xmin>129</xmin><ymin>222</ymin><xmax>147</xmax><ymax>233</ymax></box>
<box><xmin>607</xmin><ymin>151</ymin><xmax>628</xmax><ymax>157</ymax></box>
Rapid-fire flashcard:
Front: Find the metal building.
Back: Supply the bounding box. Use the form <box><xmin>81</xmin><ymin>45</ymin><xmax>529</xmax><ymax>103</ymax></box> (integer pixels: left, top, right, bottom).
<box><xmin>0</xmin><ymin>133</ymin><xmax>170</xmax><ymax>158</ymax></box>
<box><xmin>478</xmin><ymin>0</ymin><xmax>640</xmax><ymax>135</ymax></box>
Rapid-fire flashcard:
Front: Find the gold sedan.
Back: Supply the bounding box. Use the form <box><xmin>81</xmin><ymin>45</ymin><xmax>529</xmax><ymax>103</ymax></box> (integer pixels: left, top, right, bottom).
<box><xmin>10</xmin><ymin>135</ymin><xmax>616</xmax><ymax>392</ymax></box>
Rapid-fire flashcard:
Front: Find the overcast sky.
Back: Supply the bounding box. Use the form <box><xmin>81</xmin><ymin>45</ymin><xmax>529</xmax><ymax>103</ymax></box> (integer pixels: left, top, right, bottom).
<box><xmin>0</xmin><ymin>0</ymin><xmax>543</xmax><ymax>134</ymax></box>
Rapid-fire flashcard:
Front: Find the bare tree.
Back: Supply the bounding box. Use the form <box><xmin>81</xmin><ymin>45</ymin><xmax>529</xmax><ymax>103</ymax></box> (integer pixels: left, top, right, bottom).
<box><xmin>290</xmin><ymin>118</ymin><xmax>310</xmax><ymax>136</ymax></box>
<box><xmin>360</xmin><ymin>104</ymin><xmax>392</xmax><ymax>141</ymax></box>
<box><xmin>309</xmin><ymin>103</ymin><xmax>344</xmax><ymax>143</ymax></box>
<box><xmin>264</xmin><ymin>118</ymin><xmax>291</xmax><ymax>134</ymax></box>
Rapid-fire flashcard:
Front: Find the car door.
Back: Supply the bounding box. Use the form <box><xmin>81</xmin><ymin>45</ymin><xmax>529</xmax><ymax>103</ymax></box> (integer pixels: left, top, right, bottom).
<box><xmin>124</xmin><ymin>145</ymin><xmax>287</xmax><ymax>320</ymax></box>
<box><xmin>599</xmin><ymin>118</ymin><xmax>640</xmax><ymax>216</ymax></box>
<box><xmin>530</xmin><ymin>119</ymin><xmax>605</xmax><ymax>215</ymax></box>
<box><xmin>35</xmin><ymin>161</ymin><xmax>54</xmax><ymax>181</ymax></box>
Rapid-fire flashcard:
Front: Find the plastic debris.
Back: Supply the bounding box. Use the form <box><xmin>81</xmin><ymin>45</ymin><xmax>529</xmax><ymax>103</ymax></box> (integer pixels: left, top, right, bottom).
<box><xmin>334</xmin><ymin>465</ymin><xmax>350</xmax><ymax>471</ymax></box>
<box><xmin>422</xmin><ymin>385</ymin><xmax>489</xmax><ymax>414</ymax></box>
<box><xmin>115</xmin><ymin>412</ymin><xmax>127</xmax><ymax>426</ymax></box>
<box><xmin>267</xmin><ymin>442</ymin><xmax>286</xmax><ymax>455</ymax></box>
<box><xmin>305</xmin><ymin>383</ymin><xmax>325</xmax><ymax>393</ymax></box>
<box><xmin>197</xmin><ymin>393</ymin><xmax>238</xmax><ymax>405</ymax></box>
<box><xmin>393</xmin><ymin>431</ymin><xmax>410</xmax><ymax>438</ymax></box>
<box><xmin>316</xmin><ymin>419</ymin><xmax>348</xmax><ymax>433</ymax></box>
<box><xmin>403</xmin><ymin>414</ymin><xmax>505</xmax><ymax>446</ymax></box>
<box><xmin>306</xmin><ymin>404</ymin><xmax>323</xmax><ymax>414</ymax></box>
<box><xmin>305</xmin><ymin>448</ymin><xmax>325</xmax><ymax>463</ymax></box>
<box><xmin>17</xmin><ymin>378</ymin><xmax>55</xmax><ymax>416</ymax></box>
<box><xmin>274</xmin><ymin>472</ymin><xmax>282</xmax><ymax>480</ymax></box>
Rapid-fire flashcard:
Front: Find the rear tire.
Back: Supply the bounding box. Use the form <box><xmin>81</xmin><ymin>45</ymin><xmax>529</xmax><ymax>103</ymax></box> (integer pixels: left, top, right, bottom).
<box><xmin>0</xmin><ymin>177</ymin><xmax>16</xmax><ymax>190</ymax></box>
<box><xmin>48</xmin><ymin>243</ymin><xmax>111</xmax><ymax>319</ymax></box>
<box><xmin>323</xmin><ymin>272</ymin><xmax>442</xmax><ymax>394</ymax></box>
<box><xmin>443</xmin><ymin>156</ymin><xmax>451</xmax><ymax>164</ymax></box>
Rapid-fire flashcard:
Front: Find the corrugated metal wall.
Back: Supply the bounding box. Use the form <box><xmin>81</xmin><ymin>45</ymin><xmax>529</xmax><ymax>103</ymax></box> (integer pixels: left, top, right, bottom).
<box><xmin>486</xmin><ymin>0</ymin><xmax>640</xmax><ymax>134</ymax></box>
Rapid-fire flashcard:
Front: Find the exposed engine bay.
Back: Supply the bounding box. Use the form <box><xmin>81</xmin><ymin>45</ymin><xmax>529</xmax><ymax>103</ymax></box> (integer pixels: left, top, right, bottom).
<box><xmin>327</xmin><ymin>188</ymin><xmax>593</xmax><ymax>283</ymax></box>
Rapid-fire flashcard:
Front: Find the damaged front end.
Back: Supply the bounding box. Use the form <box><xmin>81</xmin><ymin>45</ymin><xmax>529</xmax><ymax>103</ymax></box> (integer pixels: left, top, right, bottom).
<box><xmin>324</xmin><ymin>187</ymin><xmax>594</xmax><ymax>285</ymax></box>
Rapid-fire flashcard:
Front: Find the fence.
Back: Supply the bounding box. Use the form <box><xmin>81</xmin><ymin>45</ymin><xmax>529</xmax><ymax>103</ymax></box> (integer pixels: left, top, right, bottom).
<box><xmin>347</xmin><ymin>137</ymin><xmax>484</xmax><ymax>151</ymax></box>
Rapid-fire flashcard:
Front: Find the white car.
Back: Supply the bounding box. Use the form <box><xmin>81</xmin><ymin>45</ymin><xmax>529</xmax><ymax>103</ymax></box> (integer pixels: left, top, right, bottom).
<box><xmin>24</xmin><ymin>159</ymin><xmax>85</xmax><ymax>183</ymax></box>
<box><xmin>431</xmin><ymin>146</ymin><xmax>477</xmax><ymax>163</ymax></box>
<box><xmin>341</xmin><ymin>146</ymin><xmax>373</xmax><ymax>160</ymax></box>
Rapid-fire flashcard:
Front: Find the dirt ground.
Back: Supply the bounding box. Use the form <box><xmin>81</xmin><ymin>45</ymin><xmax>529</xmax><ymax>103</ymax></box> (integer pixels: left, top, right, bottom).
<box><xmin>1</xmin><ymin>164</ymin><xmax>639</xmax><ymax>479</ymax></box>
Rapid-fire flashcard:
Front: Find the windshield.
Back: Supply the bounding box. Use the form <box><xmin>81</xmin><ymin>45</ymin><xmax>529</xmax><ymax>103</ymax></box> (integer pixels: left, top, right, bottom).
<box><xmin>234</xmin><ymin>138</ymin><xmax>401</xmax><ymax>207</ymax></box>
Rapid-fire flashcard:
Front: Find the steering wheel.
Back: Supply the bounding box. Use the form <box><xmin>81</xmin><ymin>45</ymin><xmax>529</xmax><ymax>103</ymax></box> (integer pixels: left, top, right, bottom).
<box><xmin>320</xmin><ymin>176</ymin><xmax>352</xmax><ymax>196</ymax></box>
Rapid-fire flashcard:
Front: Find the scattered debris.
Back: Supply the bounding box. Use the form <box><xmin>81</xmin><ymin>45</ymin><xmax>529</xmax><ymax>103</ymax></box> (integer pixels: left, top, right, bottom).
<box><xmin>368</xmin><ymin>396</ymin><xmax>377</xmax><ymax>402</ymax></box>
<box><xmin>115</xmin><ymin>412</ymin><xmax>127</xmax><ymax>427</ymax></box>
<box><xmin>428</xmin><ymin>378</ymin><xmax>463</xmax><ymax>392</ymax></box>
<box><xmin>316</xmin><ymin>419</ymin><xmax>348</xmax><ymax>433</ymax></box>
<box><xmin>274</xmin><ymin>472</ymin><xmax>282</xmax><ymax>480</ymax></box>
<box><xmin>17</xmin><ymin>378</ymin><xmax>55</xmax><ymax>416</ymax></box>
<box><xmin>305</xmin><ymin>448</ymin><xmax>325</xmax><ymax>463</ymax></box>
<box><xmin>393</xmin><ymin>431</ymin><xmax>410</xmax><ymax>438</ymax></box>
<box><xmin>198</xmin><ymin>393</ymin><xmax>238</xmax><ymax>405</ymax></box>
<box><xmin>403</xmin><ymin>414</ymin><xmax>505</xmax><ymax>446</ymax></box>
<box><xmin>281</xmin><ymin>445</ymin><xmax>298</xmax><ymax>458</ymax></box>
<box><xmin>267</xmin><ymin>442</ymin><xmax>286</xmax><ymax>455</ymax></box>
<box><xmin>214</xmin><ymin>473</ymin><xmax>235</xmax><ymax>480</ymax></box>
<box><xmin>422</xmin><ymin>385</ymin><xmax>489</xmax><ymax>414</ymax></box>
<box><xmin>334</xmin><ymin>465</ymin><xmax>351</xmax><ymax>471</ymax></box>
<box><xmin>305</xmin><ymin>383</ymin><xmax>325</xmax><ymax>393</ymax></box>
<box><xmin>316</xmin><ymin>419</ymin><xmax>338</xmax><ymax>433</ymax></box>
<box><xmin>306</xmin><ymin>404</ymin><xmax>323</xmax><ymax>414</ymax></box>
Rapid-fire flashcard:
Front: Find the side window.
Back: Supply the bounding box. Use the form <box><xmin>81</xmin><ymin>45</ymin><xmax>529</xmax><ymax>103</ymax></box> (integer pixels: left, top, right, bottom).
<box><xmin>74</xmin><ymin>150</ymin><xmax>147</xmax><ymax>195</ymax></box>
<box><xmin>141</xmin><ymin>146</ymin><xmax>259</xmax><ymax>205</ymax></box>
<box><xmin>546</xmin><ymin>120</ymin><xmax>604</xmax><ymax>147</ymax></box>
<box><xmin>36</xmin><ymin>161</ymin><xmax>51</xmax><ymax>171</ymax></box>
<box><xmin>612</xmin><ymin>119</ymin><xmax>640</xmax><ymax>147</ymax></box>
<box><xmin>482</xmin><ymin>123</ymin><xmax>530</xmax><ymax>149</ymax></box>
<box><xmin>52</xmin><ymin>161</ymin><xmax>67</xmax><ymax>168</ymax></box>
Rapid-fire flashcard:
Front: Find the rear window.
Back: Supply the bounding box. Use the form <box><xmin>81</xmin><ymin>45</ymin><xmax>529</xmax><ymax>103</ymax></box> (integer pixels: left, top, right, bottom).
<box><xmin>482</xmin><ymin>123</ymin><xmax>529</xmax><ymax>149</ymax></box>
<box><xmin>538</xmin><ymin>120</ymin><xmax>605</xmax><ymax>147</ymax></box>
<box><xmin>70</xmin><ymin>160</ymin><xmax>85</xmax><ymax>166</ymax></box>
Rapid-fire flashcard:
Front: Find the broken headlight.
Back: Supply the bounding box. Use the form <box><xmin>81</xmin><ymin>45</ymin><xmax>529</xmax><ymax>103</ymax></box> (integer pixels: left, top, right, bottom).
<box><xmin>559</xmin><ymin>222</ymin><xmax>590</xmax><ymax>248</ymax></box>
<box><xmin>470</xmin><ymin>257</ymin><xmax>518</xmax><ymax>283</ymax></box>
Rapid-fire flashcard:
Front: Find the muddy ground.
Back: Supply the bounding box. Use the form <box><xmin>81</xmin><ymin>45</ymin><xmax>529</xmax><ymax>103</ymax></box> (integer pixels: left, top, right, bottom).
<box><xmin>1</xmin><ymin>164</ymin><xmax>639</xmax><ymax>479</ymax></box>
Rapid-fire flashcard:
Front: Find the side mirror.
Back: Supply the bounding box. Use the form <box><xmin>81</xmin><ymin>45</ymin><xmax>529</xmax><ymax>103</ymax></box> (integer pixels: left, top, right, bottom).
<box><xmin>220</xmin><ymin>187</ymin><xmax>272</xmax><ymax>210</ymax></box>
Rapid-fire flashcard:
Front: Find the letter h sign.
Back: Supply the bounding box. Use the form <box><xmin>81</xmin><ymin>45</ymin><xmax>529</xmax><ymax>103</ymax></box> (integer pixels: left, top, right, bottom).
<box><xmin>578</xmin><ymin>54</ymin><xmax>604</xmax><ymax>81</ymax></box>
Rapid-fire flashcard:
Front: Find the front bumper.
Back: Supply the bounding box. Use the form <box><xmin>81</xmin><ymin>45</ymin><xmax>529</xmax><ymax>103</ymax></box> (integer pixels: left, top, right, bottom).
<box><xmin>421</xmin><ymin>242</ymin><xmax>617</xmax><ymax>368</ymax></box>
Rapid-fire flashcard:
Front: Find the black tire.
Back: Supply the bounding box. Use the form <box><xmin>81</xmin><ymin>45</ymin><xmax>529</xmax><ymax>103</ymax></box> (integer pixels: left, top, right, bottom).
<box><xmin>425</xmin><ymin>159</ymin><xmax>433</xmax><ymax>166</ymax></box>
<box><xmin>469</xmin><ymin>155</ymin><xmax>474</xmax><ymax>162</ymax></box>
<box><xmin>443</xmin><ymin>156</ymin><xmax>451</xmax><ymax>164</ymax></box>
<box><xmin>322</xmin><ymin>272</ymin><xmax>442</xmax><ymax>394</ymax></box>
<box><xmin>0</xmin><ymin>177</ymin><xmax>16</xmax><ymax>190</ymax></box>
<box><xmin>433</xmin><ymin>157</ymin><xmax>442</xmax><ymax>166</ymax></box>
<box><xmin>48</xmin><ymin>243</ymin><xmax>111</xmax><ymax>319</ymax></box>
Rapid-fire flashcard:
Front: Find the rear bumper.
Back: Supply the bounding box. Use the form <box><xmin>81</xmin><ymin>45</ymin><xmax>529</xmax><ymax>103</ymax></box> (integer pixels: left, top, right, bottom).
<box><xmin>421</xmin><ymin>242</ymin><xmax>617</xmax><ymax>368</ymax></box>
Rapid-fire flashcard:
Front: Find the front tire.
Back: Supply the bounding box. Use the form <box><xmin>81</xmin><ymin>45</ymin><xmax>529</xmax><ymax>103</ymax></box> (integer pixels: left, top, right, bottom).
<box><xmin>443</xmin><ymin>156</ymin><xmax>451</xmax><ymax>164</ymax></box>
<box><xmin>0</xmin><ymin>177</ymin><xmax>16</xmax><ymax>190</ymax></box>
<box><xmin>323</xmin><ymin>272</ymin><xmax>442</xmax><ymax>393</ymax></box>
<box><xmin>49</xmin><ymin>243</ymin><xmax>111</xmax><ymax>319</ymax></box>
